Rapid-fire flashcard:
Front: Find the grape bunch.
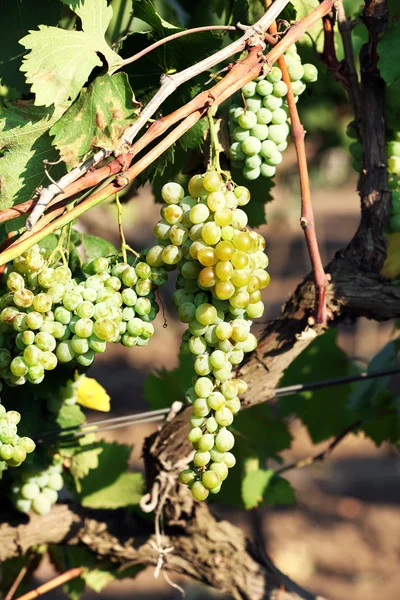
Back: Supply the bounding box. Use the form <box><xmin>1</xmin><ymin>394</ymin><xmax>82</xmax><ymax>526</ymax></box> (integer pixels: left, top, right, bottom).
<box><xmin>229</xmin><ymin>44</ymin><xmax>318</xmax><ymax>181</ymax></box>
<box><xmin>145</xmin><ymin>172</ymin><xmax>270</xmax><ymax>500</ymax></box>
<box><xmin>0</xmin><ymin>403</ymin><xmax>35</xmax><ymax>468</ymax></box>
<box><xmin>386</xmin><ymin>134</ymin><xmax>400</xmax><ymax>232</ymax></box>
<box><xmin>11</xmin><ymin>461</ymin><xmax>64</xmax><ymax>515</ymax></box>
<box><xmin>0</xmin><ymin>244</ymin><xmax>162</xmax><ymax>387</ymax></box>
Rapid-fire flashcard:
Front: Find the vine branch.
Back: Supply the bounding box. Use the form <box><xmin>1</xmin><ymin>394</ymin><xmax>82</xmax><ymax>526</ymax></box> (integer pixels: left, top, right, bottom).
<box><xmin>120</xmin><ymin>25</ymin><xmax>237</xmax><ymax>67</ymax></box>
<box><xmin>15</xmin><ymin>568</ymin><xmax>84</xmax><ymax>600</ymax></box>
<box><xmin>267</xmin><ymin>0</ymin><xmax>328</xmax><ymax>323</ymax></box>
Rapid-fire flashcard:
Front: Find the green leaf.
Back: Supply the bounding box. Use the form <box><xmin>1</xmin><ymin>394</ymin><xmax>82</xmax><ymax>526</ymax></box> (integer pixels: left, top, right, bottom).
<box><xmin>19</xmin><ymin>0</ymin><xmax>123</xmax><ymax>107</ymax></box>
<box><xmin>83</xmin><ymin>568</ymin><xmax>116</xmax><ymax>592</ymax></box>
<box><xmin>0</xmin><ymin>0</ymin><xmax>63</xmax><ymax>95</ymax></box>
<box><xmin>56</xmin><ymin>404</ymin><xmax>86</xmax><ymax>429</ymax></box>
<box><xmin>82</xmin><ymin>472</ymin><xmax>144</xmax><ymax>509</ymax></box>
<box><xmin>378</xmin><ymin>21</ymin><xmax>400</xmax><ymax>86</ymax></box>
<box><xmin>81</xmin><ymin>233</ymin><xmax>117</xmax><ymax>260</ymax></box>
<box><xmin>348</xmin><ymin>340</ymin><xmax>398</xmax><ymax>411</ymax></box>
<box><xmin>69</xmin><ymin>436</ymin><xmax>103</xmax><ymax>493</ymax></box>
<box><xmin>144</xmin><ymin>352</ymin><xmax>193</xmax><ymax>409</ymax></box>
<box><xmin>76</xmin><ymin>440</ymin><xmax>144</xmax><ymax>509</ymax></box>
<box><xmin>0</xmin><ymin>101</ymin><xmax>66</xmax><ymax>217</ymax></box>
<box><xmin>242</xmin><ymin>468</ymin><xmax>295</xmax><ymax>509</ymax></box>
<box><xmin>131</xmin><ymin>0</ymin><xmax>180</xmax><ymax>35</ymax></box>
<box><xmin>50</xmin><ymin>73</ymin><xmax>140</xmax><ymax>168</ymax></box>
<box><xmin>279</xmin><ymin>329</ymin><xmax>359</xmax><ymax>443</ymax></box>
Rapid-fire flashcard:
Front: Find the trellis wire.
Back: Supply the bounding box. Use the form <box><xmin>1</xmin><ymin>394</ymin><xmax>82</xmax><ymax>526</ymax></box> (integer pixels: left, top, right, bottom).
<box><xmin>32</xmin><ymin>367</ymin><xmax>400</xmax><ymax>444</ymax></box>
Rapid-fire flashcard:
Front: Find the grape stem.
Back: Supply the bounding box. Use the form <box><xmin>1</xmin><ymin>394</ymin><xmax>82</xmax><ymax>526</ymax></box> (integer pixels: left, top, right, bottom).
<box><xmin>267</xmin><ymin>1</ymin><xmax>328</xmax><ymax>324</ymax></box>
<box><xmin>115</xmin><ymin>192</ymin><xmax>139</xmax><ymax>262</ymax></box>
<box><xmin>0</xmin><ymin>0</ymin><xmax>336</xmax><ymax>266</ymax></box>
<box><xmin>15</xmin><ymin>567</ymin><xmax>84</xmax><ymax>600</ymax></box>
<box><xmin>207</xmin><ymin>108</ymin><xmax>222</xmax><ymax>172</ymax></box>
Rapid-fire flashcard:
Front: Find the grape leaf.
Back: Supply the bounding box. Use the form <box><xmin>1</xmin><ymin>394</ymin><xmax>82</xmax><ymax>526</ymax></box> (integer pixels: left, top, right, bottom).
<box><xmin>69</xmin><ymin>437</ymin><xmax>103</xmax><ymax>493</ymax></box>
<box><xmin>378</xmin><ymin>21</ymin><xmax>400</xmax><ymax>86</ymax></box>
<box><xmin>80</xmin><ymin>233</ymin><xmax>117</xmax><ymax>260</ymax></box>
<box><xmin>348</xmin><ymin>340</ymin><xmax>398</xmax><ymax>412</ymax></box>
<box><xmin>50</xmin><ymin>73</ymin><xmax>140</xmax><ymax>168</ymax></box>
<box><xmin>0</xmin><ymin>101</ymin><xmax>66</xmax><ymax>215</ymax></box>
<box><xmin>0</xmin><ymin>0</ymin><xmax>63</xmax><ymax>95</ymax></box>
<box><xmin>241</xmin><ymin>467</ymin><xmax>295</xmax><ymax>509</ymax></box>
<box><xmin>76</xmin><ymin>441</ymin><xmax>144</xmax><ymax>509</ymax></box>
<box><xmin>55</xmin><ymin>404</ymin><xmax>86</xmax><ymax>429</ymax></box>
<box><xmin>278</xmin><ymin>329</ymin><xmax>359</xmax><ymax>443</ymax></box>
<box><xmin>144</xmin><ymin>353</ymin><xmax>193</xmax><ymax>409</ymax></box>
<box><xmin>19</xmin><ymin>0</ymin><xmax>123</xmax><ymax>107</ymax></box>
<box><xmin>131</xmin><ymin>0</ymin><xmax>181</xmax><ymax>34</ymax></box>
<box><xmin>81</xmin><ymin>472</ymin><xmax>144</xmax><ymax>509</ymax></box>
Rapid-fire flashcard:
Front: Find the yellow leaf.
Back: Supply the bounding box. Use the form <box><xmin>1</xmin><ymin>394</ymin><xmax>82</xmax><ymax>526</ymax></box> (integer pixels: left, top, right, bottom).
<box><xmin>76</xmin><ymin>376</ymin><xmax>111</xmax><ymax>412</ymax></box>
<box><xmin>381</xmin><ymin>232</ymin><xmax>400</xmax><ymax>279</ymax></box>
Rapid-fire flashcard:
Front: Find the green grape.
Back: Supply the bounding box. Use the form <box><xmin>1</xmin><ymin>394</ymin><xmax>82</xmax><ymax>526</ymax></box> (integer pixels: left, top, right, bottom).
<box><xmin>223</xmin><ymin>452</ymin><xmax>236</xmax><ymax>468</ymax></box>
<box><xmin>194</xmin><ymin>376</ymin><xmax>214</xmax><ymax>398</ymax></box>
<box><xmin>260</xmin><ymin>163</ymin><xmax>276</xmax><ymax>178</ymax></box>
<box><xmin>268</xmin><ymin>124</ymin><xmax>289</xmax><ymax>145</ymax></box>
<box><xmin>193</xmin><ymin>450</ymin><xmax>211</xmax><ymax>467</ymax></box>
<box><xmin>241</xmin><ymin>136</ymin><xmax>262</xmax><ymax>156</ymax></box>
<box><xmin>257</xmin><ymin>107</ymin><xmax>272</xmax><ymax>124</ymax></box>
<box><xmin>198</xmin><ymin>433</ymin><xmax>215</xmax><ymax>452</ymax></box>
<box><xmin>287</xmin><ymin>61</ymin><xmax>304</xmax><ymax>81</ymax></box>
<box><xmin>7</xmin><ymin>272</ymin><xmax>25</xmax><ymax>292</ymax></box>
<box><xmin>256</xmin><ymin>79</ymin><xmax>274</xmax><ymax>96</ymax></box>
<box><xmin>10</xmin><ymin>357</ymin><xmax>29</xmax><ymax>377</ymax></box>
<box><xmin>238</xmin><ymin>111</ymin><xmax>258</xmax><ymax>130</ymax></box>
<box><xmin>241</xmin><ymin>81</ymin><xmax>257</xmax><ymax>97</ymax></box>
<box><xmin>191</xmin><ymin>481</ymin><xmax>209</xmax><ymax>500</ymax></box>
<box><xmin>32</xmin><ymin>493</ymin><xmax>52</xmax><ymax>515</ymax></box>
<box><xmin>162</xmin><ymin>182</ymin><xmax>185</xmax><ymax>204</ymax></box>
<box><xmin>21</xmin><ymin>482</ymin><xmax>40</xmax><ymax>500</ymax></box>
<box><xmin>41</xmin><ymin>351</ymin><xmax>57</xmax><ymax>370</ymax></box>
<box><xmin>250</xmin><ymin>124</ymin><xmax>269</xmax><ymax>141</ymax></box>
<box><xmin>202</xmin><ymin>470</ymin><xmax>220</xmax><ymax>490</ymax></box>
<box><xmin>179</xmin><ymin>469</ymin><xmax>197</xmax><ymax>485</ymax></box>
<box><xmin>246</xmin><ymin>96</ymin><xmax>263</xmax><ymax>112</ymax></box>
<box><xmin>267</xmin><ymin>67</ymin><xmax>282</xmax><ymax>83</ymax></box>
<box><xmin>210</xmin><ymin>461</ymin><xmax>229</xmax><ymax>481</ymax></box>
<box><xmin>76</xmin><ymin>350</ymin><xmax>95</xmax><ymax>366</ymax></box>
<box><xmin>56</xmin><ymin>341</ymin><xmax>76</xmax><ymax>363</ymax></box>
<box><xmin>303</xmin><ymin>63</ymin><xmax>318</xmax><ymax>83</ymax></box>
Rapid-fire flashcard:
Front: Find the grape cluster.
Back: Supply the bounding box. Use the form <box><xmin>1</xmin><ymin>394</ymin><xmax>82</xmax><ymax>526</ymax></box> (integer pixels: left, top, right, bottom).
<box><xmin>145</xmin><ymin>172</ymin><xmax>270</xmax><ymax>500</ymax></box>
<box><xmin>386</xmin><ymin>135</ymin><xmax>400</xmax><ymax>232</ymax></box>
<box><xmin>0</xmin><ymin>403</ymin><xmax>35</xmax><ymax>468</ymax></box>
<box><xmin>0</xmin><ymin>245</ymin><xmax>161</xmax><ymax>387</ymax></box>
<box><xmin>229</xmin><ymin>45</ymin><xmax>318</xmax><ymax>181</ymax></box>
<box><xmin>11</xmin><ymin>461</ymin><xmax>64</xmax><ymax>515</ymax></box>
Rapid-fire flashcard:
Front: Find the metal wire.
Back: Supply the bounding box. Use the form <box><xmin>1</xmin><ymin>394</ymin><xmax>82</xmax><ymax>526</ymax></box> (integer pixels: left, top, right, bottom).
<box><xmin>33</xmin><ymin>367</ymin><xmax>400</xmax><ymax>444</ymax></box>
